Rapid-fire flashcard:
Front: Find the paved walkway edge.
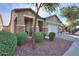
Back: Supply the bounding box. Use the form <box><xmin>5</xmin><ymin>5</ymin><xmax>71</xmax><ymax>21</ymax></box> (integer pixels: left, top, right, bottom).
<box><xmin>63</xmin><ymin>42</ymin><xmax>79</xmax><ymax>56</ymax></box>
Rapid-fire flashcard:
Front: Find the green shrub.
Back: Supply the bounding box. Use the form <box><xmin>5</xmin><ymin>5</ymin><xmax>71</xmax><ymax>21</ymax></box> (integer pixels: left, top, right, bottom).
<box><xmin>48</xmin><ymin>32</ymin><xmax>56</xmax><ymax>41</ymax></box>
<box><xmin>0</xmin><ymin>31</ymin><xmax>17</xmax><ymax>56</ymax></box>
<box><xmin>75</xmin><ymin>28</ymin><xmax>79</xmax><ymax>32</ymax></box>
<box><xmin>16</xmin><ymin>32</ymin><xmax>28</xmax><ymax>45</ymax></box>
<box><xmin>35</xmin><ymin>32</ymin><xmax>44</xmax><ymax>43</ymax></box>
<box><xmin>41</xmin><ymin>32</ymin><xmax>46</xmax><ymax>37</ymax></box>
<box><xmin>41</xmin><ymin>32</ymin><xmax>46</xmax><ymax>39</ymax></box>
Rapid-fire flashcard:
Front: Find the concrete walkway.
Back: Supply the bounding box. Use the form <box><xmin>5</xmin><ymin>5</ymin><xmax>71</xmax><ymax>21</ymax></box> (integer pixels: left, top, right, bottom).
<box><xmin>57</xmin><ymin>33</ymin><xmax>79</xmax><ymax>56</ymax></box>
<box><xmin>63</xmin><ymin>41</ymin><xmax>79</xmax><ymax>56</ymax></box>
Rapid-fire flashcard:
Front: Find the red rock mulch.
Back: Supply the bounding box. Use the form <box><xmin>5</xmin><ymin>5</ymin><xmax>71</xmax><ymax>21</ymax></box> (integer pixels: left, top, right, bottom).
<box><xmin>13</xmin><ymin>38</ymin><xmax>73</xmax><ymax>56</ymax></box>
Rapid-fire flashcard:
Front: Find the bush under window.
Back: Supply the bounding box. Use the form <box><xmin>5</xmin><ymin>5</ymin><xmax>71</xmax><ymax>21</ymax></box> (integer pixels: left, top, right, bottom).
<box><xmin>16</xmin><ymin>32</ymin><xmax>28</xmax><ymax>45</ymax></box>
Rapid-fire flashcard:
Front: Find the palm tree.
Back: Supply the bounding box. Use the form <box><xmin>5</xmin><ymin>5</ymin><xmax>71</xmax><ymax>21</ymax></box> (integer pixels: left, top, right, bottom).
<box><xmin>31</xmin><ymin>3</ymin><xmax>59</xmax><ymax>49</ymax></box>
<box><xmin>60</xmin><ymin>5</ymin><xmax>79</xmax><ymax>31</ymax></box>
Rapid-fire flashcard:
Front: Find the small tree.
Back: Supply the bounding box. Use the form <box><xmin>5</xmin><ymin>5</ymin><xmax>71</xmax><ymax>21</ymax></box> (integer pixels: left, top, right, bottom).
<box><xmin>31</xmin><ymin>3</ymin><xmax>59</xmax><ymax>49</ymax></box>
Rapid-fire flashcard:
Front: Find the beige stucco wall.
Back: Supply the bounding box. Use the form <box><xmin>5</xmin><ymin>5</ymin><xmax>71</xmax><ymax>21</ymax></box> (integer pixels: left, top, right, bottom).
<box><xmin>10</xmin><ymin>10</ymin><xmax>34</xmax><ymax>33</ymax></box>
<box><xmin>42</xmin><ymin>20</ymin><xmax>48</xmax><ymax>33</ymax></box>
<box><xmin>0</xmin><ymin>15</ymin><xmax>3</xmax><ymax>31</ymax></box>
<box><xmin>15</xmin><ymin>10</ymin><xmax>36</xmax><ymax>19</ymax></box>
<box><xmin>10</xmin><ymin>10</ymin><xmax>45</xmax><ymax>33</ymax></box>
<box><xmin>46</xmin><ymin>16</ymin><xmax>62</xmax><ymax>25</ymax></box>
<box><xmin>10</xmin><ymin>11</ymin><xmax>17</xmax><ymax>33</ymax></box>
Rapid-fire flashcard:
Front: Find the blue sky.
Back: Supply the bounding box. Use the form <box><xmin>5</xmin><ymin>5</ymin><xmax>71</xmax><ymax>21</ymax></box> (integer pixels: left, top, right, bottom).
<box><xmin>0</xmin><ymin>3</ymin><xmax>78</xmax><ymax>26</ymax></box>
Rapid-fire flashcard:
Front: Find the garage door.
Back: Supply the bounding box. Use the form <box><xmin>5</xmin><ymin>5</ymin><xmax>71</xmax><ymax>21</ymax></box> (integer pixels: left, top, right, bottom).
<box><xmin>48</xmin><ymin>24</ymin><xmax>58</xmax><ymax>34</ymax></box>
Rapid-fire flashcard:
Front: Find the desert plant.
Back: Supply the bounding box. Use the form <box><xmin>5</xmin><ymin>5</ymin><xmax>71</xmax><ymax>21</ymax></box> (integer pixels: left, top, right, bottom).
<box><xmin>35</xmin><ymin>32</ymin><xmax>44</xmax><ymax>43</ymax></box>
<box><xmin>16</xmin><ymin>32</ymin><xmax>28</xmax><ymax>45</ymax></box>
<box><xmin>48</xmin><ymin>32</ymin><xmax>56</xmax><ymax>41</ymax></box>
<box><xmin>0</xmin><ymin>31</ymin><xmax>17</xmax><ymax>56</ymax></box>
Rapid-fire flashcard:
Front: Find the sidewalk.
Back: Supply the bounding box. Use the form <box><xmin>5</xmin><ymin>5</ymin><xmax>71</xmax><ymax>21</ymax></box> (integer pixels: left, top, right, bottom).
<box><xmin>57</xmin><ymin>33</ymin><xmax>79</xmax><ymax>56</ymax></box>
<box><xmin>63</xmin><ymin>41</ymin><xmax>79</xmax><ymax>56</ymax></box>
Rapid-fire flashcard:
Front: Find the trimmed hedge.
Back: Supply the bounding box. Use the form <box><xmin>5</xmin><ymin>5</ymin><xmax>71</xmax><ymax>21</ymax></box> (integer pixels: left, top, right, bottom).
<box><xmin>41</xmin><ymin>32</ymin><xmax>46</xmax><ymax>36</ymax></box>
<box><xmin>48</xmin><ymin>32</ymin><xmax>56</xmax><ymax>41</ymax></box>
<box><xmin>41</xmin><ymin>32</ymin><xmax>46</xmax><ymax>39</ymax></box>
<box><xmin>16</xmin><ymin>32</ymin><xmax>28</xmax><ymax>45</ymax></box>
<box><xmin>35</xmin><ymin>32</ymin><xmax>44</xmax><ymax>43</ymax></box>
<box><xmin>0</xmin><ymin>31</ymin><xmax>17</xmax><ymax>56</ymax></box>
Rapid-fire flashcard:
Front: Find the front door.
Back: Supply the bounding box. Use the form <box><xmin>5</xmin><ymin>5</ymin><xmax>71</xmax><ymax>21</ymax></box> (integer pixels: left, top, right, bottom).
<box><xmin>25</xmin><ymin>17</ymin><xmax>33</xmax><ymax>36</ymax></box>
<box><xmin>26</xmin><ymin>21</ymin><xmax>32</xmax><ymax>36</ymax></box>
<box><xmin>14</xmin><ymin>21</ymin><xmax>16</xmax><ymax>33</ymax></box>
<box><xmin>38</xmin><ymin>21</ymin><xmax>43</xmax><ymax>32</ymax></box>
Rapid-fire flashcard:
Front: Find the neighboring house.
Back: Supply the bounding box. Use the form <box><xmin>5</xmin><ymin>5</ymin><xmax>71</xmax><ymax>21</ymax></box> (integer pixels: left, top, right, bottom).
<box><xmin>3</xmin><ymin>26</ymin><xmax>11</xmax><ymax>32</ymax></box>
<box><xmin>9</xmin><ymin>8</ymin><xmax>64</xmax><ymax>35</ymax></box>
<box><xmin>0</xmin><ymin>14</ymin><xmax>3</xmax><ymax>31</ymax></box>
<box><xmin>45</xmin><ymin>15</ymin><xmax>65</xmax><ymax>34</ymax></box>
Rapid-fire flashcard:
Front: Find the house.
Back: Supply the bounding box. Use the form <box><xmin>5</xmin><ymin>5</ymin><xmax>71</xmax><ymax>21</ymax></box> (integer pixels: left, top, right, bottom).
<box><xmin>3</xmin><ymin>26</ymin><xmax>11</xmax><ymax>32</ymax></box>
<box><xmin>45</xmin><ymin>15</ymin><xmax>65</xmax><ymax>34</ymax></box>
<box><xmin>0</xmin><ymin>14</ymin><xmax>3</xmax><ymax>31</ymax></box>
<box><xmin>10</xmin><ymin>8</ymin><xmax>64</xmax><ymax>35</ymax></box>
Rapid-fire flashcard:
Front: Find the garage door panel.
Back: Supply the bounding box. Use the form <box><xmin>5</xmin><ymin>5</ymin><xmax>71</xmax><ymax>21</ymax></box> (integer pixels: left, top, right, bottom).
<box><xmin>48</xmin><ymin>24</ymin><xmax>58</xmax><ymax>34</ymax></box>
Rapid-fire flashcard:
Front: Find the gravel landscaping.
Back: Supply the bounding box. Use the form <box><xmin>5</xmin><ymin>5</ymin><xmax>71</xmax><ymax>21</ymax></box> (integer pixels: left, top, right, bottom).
<box><xmin>14</xmin><ymin>38</ymin><xmax>73</xmax><ymax>56</ymax></box>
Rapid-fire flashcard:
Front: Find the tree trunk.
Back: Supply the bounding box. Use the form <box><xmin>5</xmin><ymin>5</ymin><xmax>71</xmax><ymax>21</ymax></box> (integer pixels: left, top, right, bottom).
<box><xmin>32</xmin><ymin>4</ymin><xmax>39</xmax><ymax>49</ymax></box>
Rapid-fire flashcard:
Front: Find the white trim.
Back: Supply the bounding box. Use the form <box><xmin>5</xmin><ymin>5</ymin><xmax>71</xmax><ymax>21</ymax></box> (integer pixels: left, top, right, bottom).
<box><xmin>32</xmin><ymin>26</ymin><xmax>39</xmax><ymax>27</ymax></box>
<box><xmin>46</xmin><ymin>21</ymin><xmax>63</xmax><ymax>26</ymax></box>
<box><xmin>23</xmin><ymin>15</ymin><xmax>44</xmax><ymax>21</ymax></box>
<box><xmin>46</xmin><ymin>21</ymin><xmax>60</xmax><ymax>25</ymax></box>
<box><xmin>23</xmin><ymin>15</ymin><xmax>34</xmax><ymax>18</ymax></box>
<box><xmin>16</xmin><ymin>25</ymin><xmax>25</xmax><ymax>26</ymax></box>
<box><xmin>38</xmin><ymin>19</ymin><xmax>44</xmax><ymax>21</ymax></box>
<box><xmin>42</xmin><ymin>27</ymin><xmax>48</xmax><ymax>28</ymax></box>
